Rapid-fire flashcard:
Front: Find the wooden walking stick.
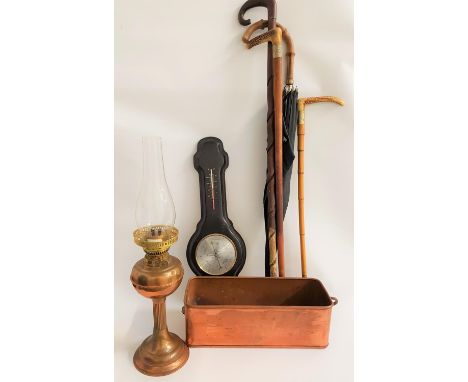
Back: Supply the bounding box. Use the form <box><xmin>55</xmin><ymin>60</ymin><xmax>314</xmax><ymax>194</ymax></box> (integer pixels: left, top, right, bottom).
<box><xmin>297</xmin><ymin>97</ymin><xmax>344</xmax><ymax>277</ymax></box>
<box><xmin>243</xmin><ymin>19</ymin><xmax>298</xmax><ymax>219</ymax></box>
<box><xmin>242</xmin><ymin>20</ymin><xmax>298</xmax><ymax>215</ymax></box>
<box><xmin>239</xmin><ymin>1</ymin><xmax>280</xmax><ymax>277</ymax></box>
<box><xmin>244</xmin><ymin>27</ymin><xmax>285</xmax><ymax>277</ymax></box>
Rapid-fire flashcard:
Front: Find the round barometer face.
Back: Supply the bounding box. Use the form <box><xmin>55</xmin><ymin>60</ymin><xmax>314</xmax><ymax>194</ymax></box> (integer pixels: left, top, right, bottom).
<box><xmin>195</xmin><ymin>234</ymin><xmax>237</xmax><ymax>275</ymax></box>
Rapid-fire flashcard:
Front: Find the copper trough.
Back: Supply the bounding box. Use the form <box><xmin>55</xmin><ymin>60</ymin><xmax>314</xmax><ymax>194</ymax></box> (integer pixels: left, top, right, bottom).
<box><xmin>183</xmin><ymin>277</ymin><xmax>337</xmax><ymax>348</ymax></box>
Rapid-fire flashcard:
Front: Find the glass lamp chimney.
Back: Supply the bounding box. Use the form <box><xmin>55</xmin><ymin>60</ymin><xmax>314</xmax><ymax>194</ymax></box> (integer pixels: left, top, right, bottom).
<box><xmin>135</xmin><ymin>136</ymin><xmax>175</xmax><ymax>231</ymax></box>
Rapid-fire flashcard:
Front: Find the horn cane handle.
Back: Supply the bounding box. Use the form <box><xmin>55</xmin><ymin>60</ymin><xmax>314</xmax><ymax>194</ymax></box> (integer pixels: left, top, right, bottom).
<box><xmin>242</xmin><ymin>19</ymin><xmax>268</xmax><ymax>44</ymax></box>
<box><xmin>245</xmin><ymin>27</ymin><xmax>282</xmax><ymax>53</ymax></box>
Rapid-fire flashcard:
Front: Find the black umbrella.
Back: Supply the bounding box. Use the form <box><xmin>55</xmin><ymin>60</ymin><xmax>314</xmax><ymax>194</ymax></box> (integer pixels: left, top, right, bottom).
<box><xmin>282</xmin><ymin>85</ymin><xmax>298</xmax><ymax>216</ymax></box>
<box><xmin>279</xmin><ymin>24</ymin><xmax>298</xmax><ymax>216</ymax></box>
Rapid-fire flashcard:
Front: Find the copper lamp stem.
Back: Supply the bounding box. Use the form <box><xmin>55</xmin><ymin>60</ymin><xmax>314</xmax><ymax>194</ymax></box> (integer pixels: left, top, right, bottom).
<box><xmin>152</xmin><ymin>298</ymin><xmax>168</xmax><ymax>335</ymax></box>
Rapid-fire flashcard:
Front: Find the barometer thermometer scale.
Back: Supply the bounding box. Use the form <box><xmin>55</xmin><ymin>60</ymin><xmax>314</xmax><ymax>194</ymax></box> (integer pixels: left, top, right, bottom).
<box><xmin>207</xmin><ymin>168</ymin><xmax>217</xmax><ymax>210</ymax></box>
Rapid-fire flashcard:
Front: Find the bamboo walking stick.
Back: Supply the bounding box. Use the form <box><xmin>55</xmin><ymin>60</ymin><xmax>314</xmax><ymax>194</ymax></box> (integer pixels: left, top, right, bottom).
<box><xmin>244</xmin><ymin>27</ymin><xmax>285</xmax><ymax>277</ymax></box>
<box><xmin>297</xmin><ymin>97</ymin><xmax>344</xmax><ymax>277</ymax></box>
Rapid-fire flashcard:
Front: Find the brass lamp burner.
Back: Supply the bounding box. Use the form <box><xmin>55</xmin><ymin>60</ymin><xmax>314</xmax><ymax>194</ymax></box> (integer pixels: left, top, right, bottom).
<box><xmin>130</xmin><ymin>225</ymin><xmax>189</xmax><ymax>376</ymax></box>
<box><xmin>133</xmin><ymin>225</ymin><xmax>179</xmax><ymax>254</ymax></box>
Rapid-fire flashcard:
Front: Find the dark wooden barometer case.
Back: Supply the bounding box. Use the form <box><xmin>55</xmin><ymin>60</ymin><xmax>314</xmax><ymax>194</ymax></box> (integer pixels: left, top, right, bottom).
<box><xmin>186</xmin><ymin>137</ymin><xmax>246</xmax><ymax>276</ymax></box>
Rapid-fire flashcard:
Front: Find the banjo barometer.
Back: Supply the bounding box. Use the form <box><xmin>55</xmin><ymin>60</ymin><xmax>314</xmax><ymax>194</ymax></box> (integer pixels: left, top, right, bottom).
<box><xmin>186</xmin><ymin>137</ymin><xmax>246</xmax><ymax>276</ymax></box>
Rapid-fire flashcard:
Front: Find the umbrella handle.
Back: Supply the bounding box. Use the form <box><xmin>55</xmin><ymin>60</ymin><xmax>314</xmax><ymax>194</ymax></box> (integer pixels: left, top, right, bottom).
<box><xmin>242</xmin><ymin>21</ymin><xmax>295</xmax><ymax>86</ymax></box>
<box><xmin>238</xmin><ymin>0</ymin><xmax>277</xmax><ymax>27</ymax></box>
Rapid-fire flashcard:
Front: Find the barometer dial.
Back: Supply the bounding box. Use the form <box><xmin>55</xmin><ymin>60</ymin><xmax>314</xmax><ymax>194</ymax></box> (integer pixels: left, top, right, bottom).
<box><xmin>195</xmin><ymin>234</ymin><xmax>237</xmax><ymax>275</ymax></box>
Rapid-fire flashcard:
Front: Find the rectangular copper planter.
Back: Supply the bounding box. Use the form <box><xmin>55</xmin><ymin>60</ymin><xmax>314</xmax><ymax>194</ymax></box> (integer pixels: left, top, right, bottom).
<box><xmin>184</xmin><ymin>277</ymin><xmax>337</xmax><ymax>348</ymax></box>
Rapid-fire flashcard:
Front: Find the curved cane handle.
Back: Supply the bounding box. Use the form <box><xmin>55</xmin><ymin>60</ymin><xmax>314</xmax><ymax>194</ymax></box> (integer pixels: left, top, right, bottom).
<box><xmin>238</xmin><ymin>0</ymin><xmax>277</xmax><ymax>26</ymax></box>
<box><xmin>298</xmin><ymin>96</ymin><xmax>345</xmax><ymax>110</ymax></box>
<box><xmin>242</xmin><ymin>19</ymin><xmax>268</xmax><ymax>44</ymax></box>
<box><xmin>298</xmin><ymin>96</ymin><xmax>344</xmax><ymax>124</ymax></box>
<box><xmin>244</xmin><ymin>27</ymin><xmax>283</xmax><ymax>60</ymax></box>
<box><xmin>242</xmin><ymin>21</ymin><xmax>295</xmax><ymax>85</ymax></box>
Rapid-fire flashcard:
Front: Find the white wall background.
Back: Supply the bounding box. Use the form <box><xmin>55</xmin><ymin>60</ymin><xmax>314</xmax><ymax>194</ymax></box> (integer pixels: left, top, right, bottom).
<box><xmin>115</xmin><ymin>0</ymin><xmax>353</xmax><ymax>381</ymax></box>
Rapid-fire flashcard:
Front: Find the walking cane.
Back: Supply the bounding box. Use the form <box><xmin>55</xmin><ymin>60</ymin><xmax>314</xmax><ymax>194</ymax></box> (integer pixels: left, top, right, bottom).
<box><xmin>239</xmin><ymin>1</ymin><xmax>280</xmax><ymax>277</ymax></box>
<box><xmin>297</xmin><ymin>97</ymin><xmax>344</xmax><ymax>277</ymax></box>
<box><xmin>243</xmin><ymin>27</ymin><xmax>286</xmax><ymax>277</ymax></box>
<box><xmin>243</xmin><ymin>20</ymin><xmax>297</xmax><ymax>221</ymax></box>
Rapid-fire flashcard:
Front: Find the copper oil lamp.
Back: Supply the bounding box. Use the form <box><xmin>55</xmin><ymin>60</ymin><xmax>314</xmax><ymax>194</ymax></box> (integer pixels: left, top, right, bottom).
<box><xmin>130</xmin><ymin>136</ymin><xmax>189</xmax><ymax>376</ymax></box>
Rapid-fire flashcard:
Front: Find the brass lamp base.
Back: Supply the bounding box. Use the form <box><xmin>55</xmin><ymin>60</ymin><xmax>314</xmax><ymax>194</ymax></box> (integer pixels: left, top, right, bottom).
<box><xmin>133</xmin><ymin>329</ymin><xmax>189</xmax><ymax>376</ymax></box>
<box><xmin>131</xmin><ymin>226</ymin><xmax>189</xmax><ymax>377</ymax></box>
